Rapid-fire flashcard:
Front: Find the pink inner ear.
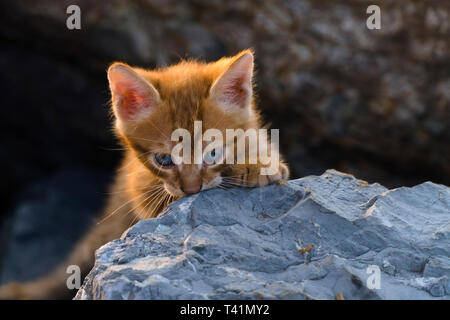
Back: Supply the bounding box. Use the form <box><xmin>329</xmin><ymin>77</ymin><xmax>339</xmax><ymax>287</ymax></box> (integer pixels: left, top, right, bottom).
<box><xmin>115</xmin><ymin>84</ymin><xmax>151</xmax><ymax>120</ymax></box>
<box><xmin>221</xmin><ymin>75</ymin><xmax>248</xmax><ymax>108</ymax></box>
<box><xmin>108</xmin><ymin>64</ymin><xmax>159</xmax><ymax>121</ymax></box>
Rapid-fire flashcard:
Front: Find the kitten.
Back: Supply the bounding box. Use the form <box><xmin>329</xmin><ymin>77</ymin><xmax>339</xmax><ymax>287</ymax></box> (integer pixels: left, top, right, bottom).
<box><xmin>0</xmin><ymin>50</ymin><xmax>289</xmax><ymax>299</ymax></box>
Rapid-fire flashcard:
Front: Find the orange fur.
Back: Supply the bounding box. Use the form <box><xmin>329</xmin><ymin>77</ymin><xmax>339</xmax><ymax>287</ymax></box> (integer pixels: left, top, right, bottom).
<box><xmin>0</xmin><ymin>50</ymin><xmax>289</xmax><ymax>299</ymax></box>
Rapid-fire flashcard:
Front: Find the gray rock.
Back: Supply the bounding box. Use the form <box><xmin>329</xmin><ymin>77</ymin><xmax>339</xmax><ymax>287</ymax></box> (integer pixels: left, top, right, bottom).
<box><xmin>75</xmin><ymin>170</ymin><xmax>450</xmax><ymax>300</ymax></box>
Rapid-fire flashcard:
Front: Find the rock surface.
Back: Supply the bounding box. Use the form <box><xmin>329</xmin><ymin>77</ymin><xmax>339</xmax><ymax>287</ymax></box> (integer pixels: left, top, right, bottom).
<box><xmin>75</xmin><ymin>170</ymin><xmax>450</xmax><ymax>300</ymax></box>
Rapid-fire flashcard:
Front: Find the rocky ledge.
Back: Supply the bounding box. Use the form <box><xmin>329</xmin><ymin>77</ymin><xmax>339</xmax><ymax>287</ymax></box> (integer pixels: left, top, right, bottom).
<box><xmin>75</xmin><ymin>170</ymin><xmax>450</xmax><ymax>300</ymax></box>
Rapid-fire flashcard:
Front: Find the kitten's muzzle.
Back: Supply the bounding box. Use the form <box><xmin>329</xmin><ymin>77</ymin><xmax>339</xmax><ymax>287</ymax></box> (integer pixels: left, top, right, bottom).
<box><xmin>180</xmin><ymin>185</ymin><xmax>202</xmax><ymax>195</ymax></box>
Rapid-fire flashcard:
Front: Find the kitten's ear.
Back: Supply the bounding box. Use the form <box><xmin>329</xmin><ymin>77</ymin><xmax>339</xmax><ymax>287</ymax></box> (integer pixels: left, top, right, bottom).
<box><xmin>209</xmin><ymin>51</ymin><xmax>254</xmax><ymax>112</ymax></box>
<box><xmin>107</xmin><ymin>63</ymin><xmax>160</xmax><ymax>122</ymax></box>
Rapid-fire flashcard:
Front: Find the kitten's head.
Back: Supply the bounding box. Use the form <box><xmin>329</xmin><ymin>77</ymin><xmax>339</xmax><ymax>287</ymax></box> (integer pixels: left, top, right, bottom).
<box><xmin>107</xmin><ymin>50</ymin><xmax>259</xmax><ymax>197</ymax></box>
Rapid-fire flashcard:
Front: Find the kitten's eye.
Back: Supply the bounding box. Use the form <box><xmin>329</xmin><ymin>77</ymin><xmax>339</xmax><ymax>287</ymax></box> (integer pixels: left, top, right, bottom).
<box><xmin>203</xmin><ymin>148</ymin><xmax>223</xmax><ymax>165</ymax></box>
<box><xmin>155</xmin><ymin>154</ymin><xmax>174</xmax><ymax>167</ymax></box>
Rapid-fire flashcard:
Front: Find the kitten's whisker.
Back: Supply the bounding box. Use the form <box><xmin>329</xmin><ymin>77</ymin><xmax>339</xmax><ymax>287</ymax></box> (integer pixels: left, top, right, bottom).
<box><xmin>222</xmin><ymin>181</ymin><xmax>244</xmax><ymax>187</ymax></box>
<box><xmin>128</xmin><ymin>189</ymin><xmax>162</xmax><ymax>227</ymax></box>
<box><xmin>98</xmin><ymin>190</ymin><xmax>150</xmax><ymax>225</ymax></box>
<box><xmin>152</xmin><ymin>192</ymin><xmax>169</xmax><ymax>216</ymax></box>
<box><xmin>223</xmin><ymin>177</ymin><xmax>244</xmax><ymax>182</ymax></box>
<box><xmin>154</xmin><ymin>163</ymin><xmax>165</xmax><ymax>176</ymax></box>
<box><xmin>222</xmin><ymin>174</ymin><xmax>249</xmax><ymax>180</ymax></box>
<box><xmin>145</xmin><ymin>193</ymin><xmax>164</xmax><ymax>220</ymax></box>
<box><xmin>117</xmin><ymin>156</ymin><xmax>140</xmax><ymax>171</ymax></box>
<box><xmin>98</xmin><ymin>184</ymin><xmax>164</xmax><ymax>224</ymax></box>
<box><xmin>126</xmin><ymin>136</ymin><xmax>165</xmax><ymax>144</ymax></box>
<box><xmin>222</xmin><ymin>177</ymin><xmax>245</xmax><ymax>184</ymax></box>
<box><xmin>162</xmin><ymin>194</ymin><xmax>173</xmax><ymax>214</ymax></box>
<box><xmin>125</xmin><ymin>192</ymin><xmax>155</xmax><ymax>221</ymax></box>
<box><xmin>141</xmin><ymin>187</ymin><xmax>166</xmax><ymax>206</ymax></box>
<box><xmin>103</xmin><ymin>184</ymin><xmax>159</xmax><ymax>195</ymax></box>
<box><xmin>128</xmin><ymin>186</ymin><xmax>168</xmax><ymax>227</ymax></box>
<box><xmin>223</xmin><ymin>179</ymin><xmax>245</xmax><ymax>184</ymax></box>
<box><xmin>221</xmin><ymin>181</ymin><xmax>245</xmax><ymax>188</ymax></box>
<box><xmin>156</xmin><ymin>192</ymin><xmax>171</xmax><ymax>214</ymax></box>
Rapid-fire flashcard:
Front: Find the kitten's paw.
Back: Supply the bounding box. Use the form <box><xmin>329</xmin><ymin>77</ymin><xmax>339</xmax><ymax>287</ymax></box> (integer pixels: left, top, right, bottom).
<box><xmin>258</xmin><ymin>163</ymin><xmax>289</xmax><ymax>187</ymax></box>
<box><xmin>246</xmin><ymin>162</ymin><xmax>290</xmax><ymax>188</ymax></box>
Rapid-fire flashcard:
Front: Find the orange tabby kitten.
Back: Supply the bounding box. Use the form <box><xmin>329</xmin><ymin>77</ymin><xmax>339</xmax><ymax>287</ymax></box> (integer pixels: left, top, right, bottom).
<box><xmin>0</xmin><ymin>50</ymin><xmax>289</xmax><ymax>299</ymax></box>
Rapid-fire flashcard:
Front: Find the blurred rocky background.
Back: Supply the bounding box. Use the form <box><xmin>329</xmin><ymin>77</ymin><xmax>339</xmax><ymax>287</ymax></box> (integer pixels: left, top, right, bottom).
<box><xmin>0</xmin><ymin>0</ymin><xmax>449</xmax><ymax>284</ymax></box>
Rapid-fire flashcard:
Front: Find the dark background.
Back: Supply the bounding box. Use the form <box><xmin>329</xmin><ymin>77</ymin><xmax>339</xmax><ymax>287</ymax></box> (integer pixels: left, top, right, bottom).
<box><xmin>0</xmin><ymin>0</ymin><xmax>449</xmax><ymax>284</ymax></box>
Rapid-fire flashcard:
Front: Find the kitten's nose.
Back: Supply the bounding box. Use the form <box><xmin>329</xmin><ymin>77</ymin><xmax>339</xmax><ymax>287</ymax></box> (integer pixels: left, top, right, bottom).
<box><xmin>181</xmin><ymin>185</ymin><xmax>201</xmax><ymax>195</ymax></box>
<box><xmin>180</xmin><ymin>169</ymin><xmax>202</xmax><ymax>195</ymax></box>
